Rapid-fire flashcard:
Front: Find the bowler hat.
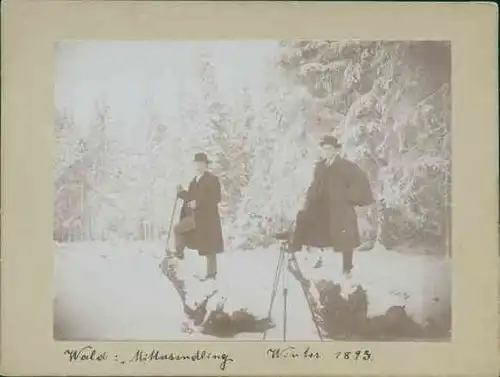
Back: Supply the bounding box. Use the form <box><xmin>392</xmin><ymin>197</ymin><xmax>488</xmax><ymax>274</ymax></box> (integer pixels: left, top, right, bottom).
<box><xmin>319</xmin><ymin>135</ymin><xmax>342</xmax><ymax>148</ymax></box>
<box><xmin>194</xmin><ymin>152</ymin><xmax>210</xmax><ymax>163</ymax></box>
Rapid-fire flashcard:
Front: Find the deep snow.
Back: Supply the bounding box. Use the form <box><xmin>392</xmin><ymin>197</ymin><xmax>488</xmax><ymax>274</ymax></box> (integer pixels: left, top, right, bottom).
<box><xmin>54</xmin><ymin>241</ymin><xmax>451</xmax><ymax>341</ymax></box>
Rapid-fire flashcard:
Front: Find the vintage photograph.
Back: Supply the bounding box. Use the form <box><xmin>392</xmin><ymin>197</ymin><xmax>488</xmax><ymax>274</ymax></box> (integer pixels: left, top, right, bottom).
<box><xmin>53</xmin><ymin>40</ymin><xmax>452</xmax><ymax>342</ymax></box>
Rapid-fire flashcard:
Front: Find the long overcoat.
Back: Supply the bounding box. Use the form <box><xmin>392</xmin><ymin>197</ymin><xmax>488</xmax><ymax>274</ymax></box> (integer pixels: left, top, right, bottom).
<box><xmin>177</xmin><ymin>171</ymin><xmax>224</xmax><ymax>256</ymax></box>
<box><xmin>300</xmin><ymin>156</ymin><xmax>374</xmax><ymax>252</ymax></box>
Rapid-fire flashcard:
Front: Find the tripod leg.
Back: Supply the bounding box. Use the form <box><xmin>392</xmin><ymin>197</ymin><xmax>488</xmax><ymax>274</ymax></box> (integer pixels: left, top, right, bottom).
<box><xmin>262</xmin><ymin>245</ymin><xmax>286</xmax><ymax>340</ymax></box>
<box><xmin>282</xmin><ymin>256</ymin><xmax>288</xmax><ymax>342</ymax></box>
<box><xmin>267</xmin><ymin>246</ymin><xmax>285</xmax><ymax>318</ymax></box>
<box><xmin>289</xmin><ymin>256</ymin><xmax>324</xmax><ymax>341</ymax></box>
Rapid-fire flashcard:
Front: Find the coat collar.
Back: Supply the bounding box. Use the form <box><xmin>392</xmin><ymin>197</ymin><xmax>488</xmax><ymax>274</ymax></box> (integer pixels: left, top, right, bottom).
<box><xmin>322</xmin><ymin>154</ymin><xmax>341</xmax><ymax>168</ymax></box>
<box><xmin>193</xmin><ymin>171</ymin><xmax>209</xmax><ymax>184</ymax></box>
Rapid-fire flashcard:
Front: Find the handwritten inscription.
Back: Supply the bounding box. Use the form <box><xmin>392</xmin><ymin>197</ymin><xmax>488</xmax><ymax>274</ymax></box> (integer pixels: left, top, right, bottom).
<box><xmin>335</xmin><ymin>349</ymin><xmax>373</xmax><ymax>361</ymax></box>
<box><xmin>63</xmin><ymin>345</ymin><xmax>372</xmax><ymax>371</ymax></box>
<box><xmin>266</xmin><ymin>346</ymin><xmax>321</xmax><ymax>360</ymax></box>
<box><xmin>266</xmin><ymin>346</ymin><xmax>373</xmax><ymax>362</ymax></box>
<box><xmin>63</xmin><ymin>345</ymin><xmax>234</xmax><ymax>371</ymax></box>
<box><xmin>64</xmin><ymin>346</ymin><xmax>108</xmax><ymax>362</ymax></box>
<box><xmin>129</xmin><ymin>349</ymin><xmax>234</xmax><ymax>371</ymax></box>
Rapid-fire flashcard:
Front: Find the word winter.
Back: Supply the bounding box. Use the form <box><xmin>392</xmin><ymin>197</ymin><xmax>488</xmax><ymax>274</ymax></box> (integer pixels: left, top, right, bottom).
<box><xmin>266</xmin><ymin>346</ymin><xmax>321</xmax><ymax>360</ymax></box>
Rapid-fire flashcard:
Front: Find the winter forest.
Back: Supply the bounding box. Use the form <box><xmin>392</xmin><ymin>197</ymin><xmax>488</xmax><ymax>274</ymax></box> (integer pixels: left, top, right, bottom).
<box><xmin>55</xmin><ymin>40</ymin><xmax>451</xmax><ymax>253</ymax></box>
<box><xmin>54</xmin><ymin>41</ymin><xmax>452</xmax><ymax>341</ymax></box>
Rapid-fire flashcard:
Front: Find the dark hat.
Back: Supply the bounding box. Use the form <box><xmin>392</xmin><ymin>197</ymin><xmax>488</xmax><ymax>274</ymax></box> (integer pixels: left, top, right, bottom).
<box><xmin>319</xmin><ymin>135</ymin><xmax>342</xmax><ymax>148</ymax></box>
<box><xmin>194</xmin><ymin>152</ymin><xmax>210</xmax><ymax>163</ymax></box>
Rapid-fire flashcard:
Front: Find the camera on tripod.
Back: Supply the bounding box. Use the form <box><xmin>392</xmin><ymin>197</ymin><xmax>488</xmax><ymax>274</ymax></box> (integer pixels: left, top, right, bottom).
<box><xmin>263</xmin><ymin>226</ymin><xmax>323</xmax><ymax>341</ymax></box>
<box><xmin>273</xmin><ymin>230</ymin><xmax>293</xmax><ymax>242</ymax></box>
<box><xmin>272</xmin><ymin>230</ymin><xmax>296</xmax><ymax>253</ymax></box>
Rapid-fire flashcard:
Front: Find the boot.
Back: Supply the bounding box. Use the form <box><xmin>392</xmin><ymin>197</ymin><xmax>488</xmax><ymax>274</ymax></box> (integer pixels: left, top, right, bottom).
<box><xmin>197</xmin><ymin>273</ymin><xmax>217</xmax><ymax>282</ymax></box>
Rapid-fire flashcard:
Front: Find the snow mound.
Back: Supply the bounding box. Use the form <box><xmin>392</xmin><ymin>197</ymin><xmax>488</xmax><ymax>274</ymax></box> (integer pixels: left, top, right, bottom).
<box><xmin>294</xmin><ymin>245</ymin><xmax>451</xmax><ymax>325</ymax></box>
<box><xmin>162</xmin><ymin>245</ymin><xmax>451</xmax><ymax>340</ymax></box>
<box><xmin>54</xmin><ymin>242</ymin><xmax>450</xmax><ymax>341</ymax></box>
<box><xmin>160</xmin><ymin>251</ymin><xmax>275</xmax><ymax>338</ymax></box>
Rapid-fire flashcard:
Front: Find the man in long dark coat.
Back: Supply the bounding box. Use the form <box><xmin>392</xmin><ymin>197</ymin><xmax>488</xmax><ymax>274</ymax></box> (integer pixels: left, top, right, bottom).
<box><xmin>174</xmin><ymin>152</ymin><xmax>224</xmax><ymax>281</ymax></box>
<box><xmin>290</xmin><ymin>135</ymin><xmax>374</xmax><ymax>278</ymax></box>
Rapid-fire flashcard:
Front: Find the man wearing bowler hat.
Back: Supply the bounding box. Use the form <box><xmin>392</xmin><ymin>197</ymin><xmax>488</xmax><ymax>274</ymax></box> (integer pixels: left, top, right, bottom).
<box><xmin>174</xmin><ymin>152</ymin><xmax>224</xmax><ymax>281</ymax></box>
<box><xmin>289</xmin><ymin>135</ymin><xmax>374</xmax><ymax>279</ymax></box>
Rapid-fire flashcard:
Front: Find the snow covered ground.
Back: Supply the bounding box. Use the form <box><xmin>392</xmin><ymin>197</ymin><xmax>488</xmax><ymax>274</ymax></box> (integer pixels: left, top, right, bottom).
<box><xmin>54</xmin><ymin>241</ymin><xmax>451</xmax><ymax>341</ymax></box>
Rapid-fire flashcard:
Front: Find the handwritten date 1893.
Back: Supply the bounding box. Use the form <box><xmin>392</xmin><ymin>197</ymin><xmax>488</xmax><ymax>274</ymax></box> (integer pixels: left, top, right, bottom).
<box><xmin>335</xmin><ymin>349</ymin><xmax>373</xmax><ymax>361</ymax></box>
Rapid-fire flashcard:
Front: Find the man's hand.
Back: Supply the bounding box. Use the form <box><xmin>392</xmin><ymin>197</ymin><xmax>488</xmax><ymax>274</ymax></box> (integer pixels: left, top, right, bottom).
<box><xmin>189</xmin><ymin>200</ymin><xmax>196</xmax><ymax>209</ymax></box>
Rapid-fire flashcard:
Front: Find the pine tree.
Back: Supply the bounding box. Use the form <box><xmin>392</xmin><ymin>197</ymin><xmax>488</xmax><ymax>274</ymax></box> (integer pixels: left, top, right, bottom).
<box><xmin>195</xmin><ymin>52</ymin><xmax>253</xmax><ymax>221</ymax></box>
<box><xmin>54</xmin><ymin>109</ymin><xmax>86</xmax><ymax>241</ymax></box>
<box><xmin>231</xmin><ymin>65</ymin><xmax>319</xmax><ymax>249</ymax></box>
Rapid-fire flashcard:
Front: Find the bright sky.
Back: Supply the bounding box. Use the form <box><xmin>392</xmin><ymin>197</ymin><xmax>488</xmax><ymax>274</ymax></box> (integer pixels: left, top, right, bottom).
<box><xmin>55</xmin><ymin>41</ymin><xmax>281</xmax><ymax>137</ymax></box>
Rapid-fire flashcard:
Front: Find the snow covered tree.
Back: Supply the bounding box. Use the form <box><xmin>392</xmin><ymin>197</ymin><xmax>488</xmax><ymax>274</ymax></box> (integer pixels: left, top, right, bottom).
<box><xmin>194</xmin><ymin>53</ymin><xmax>254</xmax><ymax>222</ymax></box>
<box><xmin>230</xmin><ymin>66</ymin><xmax>320</xmax><ymax>249</ymax></box>
<box><xmin>54</xmin><ymin>100</ymin><xmax>113</xmax><ymax>241</ymax></box>
<box><xmin>54</xmin><ymin>109</ymin><xmax>87</xmax><ymax>241</ymax></box>
<box><xmin>276</xmin><ymin>40</ymin><xmax>451</xmax><ymax>253</ymax></box>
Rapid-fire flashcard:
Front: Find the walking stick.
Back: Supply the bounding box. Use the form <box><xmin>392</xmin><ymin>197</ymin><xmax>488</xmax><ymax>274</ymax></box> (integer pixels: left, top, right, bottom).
<box><xmin>165</xmin><ymin>196</ymin><xmax>179</xmax><ymax>255</ymax></box>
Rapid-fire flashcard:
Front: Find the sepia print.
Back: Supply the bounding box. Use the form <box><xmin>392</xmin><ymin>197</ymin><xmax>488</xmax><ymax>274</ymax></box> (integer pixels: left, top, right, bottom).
<box><xmin>53</xmin><ymin>40</ymin><xmax>452</xmax><ymax>342</ymax></box>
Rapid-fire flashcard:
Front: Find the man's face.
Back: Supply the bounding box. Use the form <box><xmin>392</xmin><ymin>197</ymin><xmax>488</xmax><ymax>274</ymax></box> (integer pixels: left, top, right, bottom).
<box><xmin>321</xmin><ymin>144</ymin><xmax>337</xmax><ymax>160</ymax></box>
<box><xmin>195</xmin><ymin>161</ymin><xmax>207</xmax><ymax>174</ymax></box>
